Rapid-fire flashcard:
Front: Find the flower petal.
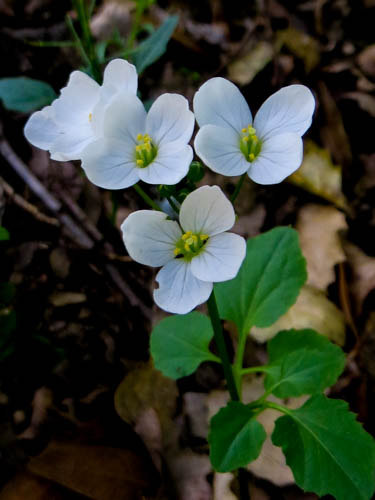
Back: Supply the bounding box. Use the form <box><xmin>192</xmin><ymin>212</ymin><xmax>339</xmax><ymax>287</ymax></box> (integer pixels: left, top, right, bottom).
<box><xmin>52</xmin><ymin>71</ymin><xmax>100</xmax><ymax>125</ymax></box>
<box><xmin>248</xmin><ymin>132</ymin><xmax>303</xmax><ymax>185</ymax></box>
<box><xmin>24</xmin><ymin>106</ymin><xmax>60</xmax><ymax>150</ymax></box>
<box><xmin>103</xmin><ymin>92</ymin><xmax>147</xmax><ymax>143</ymax></box>
<box><xmin>193</xmin><ymin>77</ymin><xmax>252</xmax><ymax>132</ymax></box>
<box><xmin>146</xmin><ymin>93</ymin><xmax>194</xmax><ymax>146</ymax></box>
<box><xmin>138</xmin><ymin>144</ymin><xmax>193</xmax><ymax>185</ymax></box>
<box><xmin>254</xmin><ymin>84</ymin><xmax>315</xmax><ymax>140</ymax></box>
<box><xmin>121</xmin><ymin>210</ymin><xmax>182</xmax><ymax>267</ymax></box>
<box><xmin>52</xmin><ymin>123</ymin><xmax>95</xmax><ymax>160</ymax></box>
<box><xmin>154</xmin><ymin>259</ymin><xmax>212</xmax><ymax>314</ymax></box>
<box><xmin>194</xmin><ymin>124</ymin><xmax>249</xmax><ymax>176</ymax></box>
<box><xmin>81</xmin><ymin>137</ymin><xmax>139</xmax><ymax>189</ymax></box>
<box><xmin>190</xmin><ymin>232</ymin><xmax>246</xmax><ymax>282</ymax></box>
<box><xmin>179</xmin><ymin>185</ymin><xmax>235</xmax><ymax>236</ymax></box>
<box><xmin>102</xmin><ymin>58</ymin><xmax>137</xmax><ymax>96</ymax></box>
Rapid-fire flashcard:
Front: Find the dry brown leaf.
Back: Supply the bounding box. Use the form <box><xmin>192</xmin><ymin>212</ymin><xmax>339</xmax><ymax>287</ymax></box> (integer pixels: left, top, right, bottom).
<box><xmin>28</xmin><ymin>440</ymin><xmax>152</xmax><ymax>500</ymax></box>
<box><xmin>0</xmin><ymin>471</ymin><xmax>71</xmax><ymax>500</ymax></box>
<box><xmin>183</xmin><ymin>392</ymin><xmax>209</xmax><ymax>439</ymax></box>
<box><xmin>288</xmin><ymin>140</ymin><xmax>348</xmax><ymax>210</ymax></box>
<box><xmin>228</xmin><ymin>41</ymin><xmax>274</xmax><ymax>85</ymax></box>
<box><xmin>277</xmin><ymin>27</ymin><xmax>320</xmax><ymax>72</ymax></box>
<box><xmin>296</xmin><ymin>203</ymin><xmax>347</xmax><ymax>291</ymax></box>
<box><xmin>357</xmin><ymin>44</ymin><xmax>375</xmax><ymax>78</ymax></box>
<box><xmin>251</xmin><ymin>285</ymin><xmax>346</xmax><ymax>345</ymax></box>
<box><xmin>213</xmin><ymin>472</ymin><xmax>237</xmax><ymax>500</ymax></box>
<box><xmin>48</xmin><ymin>292</ymin><xmax>87</xmax><ymax>307</ymax></box>
<box><xmin>341</xmin><ymin>91</ymin><xmax>375</xmax><ymax>118</ymax></box>
<box><xmin>344</xmin><ymin>242</ymin><xmax>375</xmax><ymax>315</ymax></box>
<box><xmin>90</xmin><ymin>1</ymin><xmax>132</xmax><ymax>40</ymax></box>
<box><xmin>167</xmin><ymin>452</ymin><xmax>212</xmax><ymax>500</ymax></box>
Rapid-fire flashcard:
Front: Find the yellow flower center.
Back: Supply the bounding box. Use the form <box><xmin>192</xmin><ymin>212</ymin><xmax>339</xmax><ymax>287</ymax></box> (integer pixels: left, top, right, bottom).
<box><xmin>135</xmin><ymin>133</ymin><xmax>157</xmax><ymax>168</ymax></box>
<box><xmin>174</xmin><ymin>231</ymin><xmax>209</xmax><ymax>261</ymax></box>
<box><xmin>240</xmin><ymin>124</ymin><xmax>261</xmax><ymax>162</ymax></box>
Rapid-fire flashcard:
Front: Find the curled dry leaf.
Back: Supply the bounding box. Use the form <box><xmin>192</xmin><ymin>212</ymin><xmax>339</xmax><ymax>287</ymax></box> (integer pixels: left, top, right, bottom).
<box><xmin>288</xmin><ymin>140</ymin><xmax>348</xmax><ymax>210</ymax></box>
<box><xmin>251</xmin><ymin>285</ymin><xmax>346</xmax><ymax>346</ymax></box>
<box><xmin>228</xmin><ymin>41</ymin><xmax>274</xmax><ymax>85</ymax></box>
<box><xmin>344</xmin><ymin>242</ymin><xmax>375</xmax><ymax>315</ymax></box>
<box><xmin>296</xmin><ymin>203</ymin><xmax>347</xmax><ymax>291</ymax></box>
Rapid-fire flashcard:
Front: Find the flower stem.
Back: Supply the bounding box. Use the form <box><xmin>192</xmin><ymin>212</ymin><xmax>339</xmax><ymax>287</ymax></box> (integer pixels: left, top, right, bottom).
<box><xmin>230</xmin><ymin>173</ymin><xmax>247</xmax><ymax>204</ymax></box>
<box><xmin>207</xmin><ymin>292</ymin><xmax>250</xmax><ymax>500</ymax></box>
<box><xmin>207</xmin><ymin>291</ymin><xmax>239</xmax><ymax>401</ymax></box>
<box><xmin>166</xmin><ymin>196</ymin><xmax>180</xmax><ymax>215</ymax></box>
<box><xmin>133</xmin><ymin>184</ymin><xmax>161</xmax><ymax>211</ymax></box>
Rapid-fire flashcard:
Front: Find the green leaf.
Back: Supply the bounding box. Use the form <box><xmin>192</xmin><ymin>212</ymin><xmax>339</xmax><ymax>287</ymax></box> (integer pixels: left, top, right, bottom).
<box><xmin>272</xmin><ymin>395</ymin><xmax>375</xmax><ymax>500</ymax></box>
<box><xmin>209</xmin><ymin>401</ymin><xmax>266</xmax><ymax>472</ymax></box>
<box><xmin>0</xmin><ymin>226</ymin><xmax>9</xmax><ymax>241</ymax></box>
<box><xmin>150</xmin><ymin>311</ymin><xmax>218</xmax><ymax>379</ymax></box>
<box><xmin>133</xmin><ymin>15</ymin><xmax>179</xmax><ymax>74</ymax></box>
<box><xmin>215</xmin><ymin>227</ymin><xmax>307</xmax><ymax>333</ymax></box>
<box><xmin>0</xmin><ymin>77</ymin><xmax>56</xmax><ymax>112</ymax></box>
<box><xmin>264</xmin><ymin>329</ymin><xmax>346</xmax><ymax>398</ymax></box>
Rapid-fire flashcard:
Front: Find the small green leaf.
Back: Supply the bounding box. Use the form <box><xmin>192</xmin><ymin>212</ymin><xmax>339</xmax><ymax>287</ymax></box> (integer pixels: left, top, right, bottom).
<box><xmin>133</xmin><ymin>15</ymin><xmax>179</xmax><ymax>74</ymax></box>
<box><xmin>150</xmin><ymin>311</ymin><xmax>218</xmax><ymax>379</ymax></box>
<box><xmin>209</xmin><ymin>401</ymin><xmax>266</xmax><ymax>472</ymax></box>
<box><xmin>0</xmin><ymin>226</ymin><xmax>9</xmax><ymax>241</ymax></box>
<box><xmin>0</xmin><ymin>77</ymin><xmax>56</xmax><ymax>112</ymax></box>
<box><xmin>272</xmin><ymin>395</ymin><xmax>375</xmax><ymax>500</ymax></box>
<box><xmin>215</xmin><ymin>227</ymin><xmax>307</xmax><ymax>333</ymax></box>
<box><xmin>264</xmin><ymin>329</ymin><xmax>346</xmax><ymax>398</ymax></box>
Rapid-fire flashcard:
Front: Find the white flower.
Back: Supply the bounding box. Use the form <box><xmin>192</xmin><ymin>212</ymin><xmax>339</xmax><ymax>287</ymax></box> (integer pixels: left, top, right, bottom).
<box><xmin>121</xmin><ymin>185</ymin><xmax>246</xmax><ymax>314</ymax></box>
<box><xmin>193</xmin><ymin>78</ymin><xmax>315</xmax><ymax>185</ymax></box>
<box><xmin>80</xmin><ymin>91</ymin><xmax>195</xmax><ymax>189</ymax></box>
<box><xmin>24</xmin><ymin>59</ymin><xmax>137</xmax><ymax>161</ymax></box>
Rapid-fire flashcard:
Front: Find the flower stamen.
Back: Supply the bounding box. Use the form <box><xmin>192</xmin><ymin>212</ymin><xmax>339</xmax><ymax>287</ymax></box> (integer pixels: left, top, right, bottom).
<box><xmin>135</xmin><ymin>133</ymin><xmax>157</xmax><ymax>168</ymax></box>
<box><xmin>174</xmin><ymin>231</ymin><xmax>209</xmax><ymax>261</ymax></box>
<box><xmin>240</xmin><ymin>124</ymin><xmax>261</xmax><ymax>163</ymax></box>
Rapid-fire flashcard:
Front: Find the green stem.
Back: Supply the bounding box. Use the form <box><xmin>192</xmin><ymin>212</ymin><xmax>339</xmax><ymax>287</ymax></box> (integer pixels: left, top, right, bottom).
<box><xmin>207</xmin><ymin>291</ymin><xmax>239</xmax><ymax>401</ymax></box>
<box><xmin>262</xmin><ymin>400</ymin><xmax>291</xmax><ymax>415</ymax></box>
<box><xmin>166</xmin><ymin>196</ymin><xmax>180</xmax><ymax>215</ymax></box>
<box><xmin>126</xmin><ymin>0</ymin><xmax>147</xmax><ymax>50</ymax></box>
<box><xmin>230</xmin><ymin>173</ymin><xmax>246</xmax><ymax>204</ymax></box>
<box><xmin>241</xmin><ymin>365</ymin><xmax>271</xmax><ymax>375</ymax></box>
<box><xmin>133</xmin><ymin>184</ymin><xmax>161</xmax><ymax>211</ymax></box>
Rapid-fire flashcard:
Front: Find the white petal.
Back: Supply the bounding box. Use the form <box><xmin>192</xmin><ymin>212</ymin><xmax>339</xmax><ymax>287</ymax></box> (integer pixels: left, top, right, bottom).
<box><xmin>24</xmin><ymin>106</ymin><xmax>60</xmax><ymax>150</ymax></box>
<box><xmin>194</xmin><ymin>125</ymin><xmax>249</xmax><ymax>176</ymax></box>
<box><xmin>50</xmin><ymin>151</ymin><xmax>70</xmax><ymax>161</ymax></box>
<box><xmin>121</xmin><ymin>210</ymin><xmax>182</xmax><ymax>267</ymax></box>
<box><xmin>190</xmin><ymin>232</ymin><xmax>246</xmax><ymax>282</ymax></box>
<box><xmin>254</xmin><ymin>84</ymin><xmax>315</xmax><ymax>140</ymax></box>
<box><xmin>81</xmin><ymin>137</ymin><xmax>139</xmax><ymax>189</ymax></box>
<box><xmin>154</xmin><ymin>259</ymin><xmax>212</xmax><ymax>314</ymax></box>
<box><xmin>53</xmin><ymin>71</ymin><xmax>100</xmax><ymax>125</ymax></box>
<box><xmin>103</xmin><ymin>92</ymin><xmax>147</xmax><ymax>143</ymax></box>
<box><xmin>146</xmin><ymin>93</ymin><xmax>194</xmax><ymax>146</ymax></box>
<box><xmin>52</xmin><ymin>123</ymin><xmax>95</xmax><ymax>160</ymax></box>
<box><xmin>193</xmin><ymin>77</ymin><xmax>252</xmax><ymax>132</ymax></box>
<box><xmin>138</xmin><ymin>144</ymin><xmax>193</xmax><ymax>185</ymax></box>
<box><xmin>179</xmin><ymin>185</ymin><xmax>235</xmax><ymax>236</ymax></box>
<box><xmin>248</xmin><ymin>133</ymin><xmax>303</xmax><ymax>185</ymax></box>
<box><xmin>102</xmin><ymin>58</ymin><xmax>137</xmax><ymax>96</ymax></box>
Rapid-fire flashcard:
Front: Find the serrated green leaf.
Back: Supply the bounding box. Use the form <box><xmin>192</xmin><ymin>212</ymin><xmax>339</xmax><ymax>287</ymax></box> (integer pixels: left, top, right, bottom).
<box><xmin>272</xmin><ymin>395</ymin><xmax>375</xmax><ymax>500</ymax></box>
<box><xmin>215</xmin><ymin>227</ymin><xmax>307</xmax><ymax>333</ymax></box>
<box><xmin>264</xmin><ymin>329</ymin><xmax>346</xmax><ymax>398</ymax></box>
<box><xmin>150</xmin><ymin>311</ymin><xmax>218</xmax><ymax>379</ymax></box>
<box><xmin>209</xmin><ymin>401</ymin><xmax>266</xmax><ymax>472</ymax></box>
<box><xmin>133</xmin><ymin>15</ymin><xmax>179</xmax><ymax>74</ymax></box>
<box><xmin>0</xmin><ymin>77</ymin><xmax>56</xmax><ymax>112</ymax></box>
<box><xmin>0</xmin><ymin>226</ymin><xmax>9</xmax><ymax>241</ymax></box>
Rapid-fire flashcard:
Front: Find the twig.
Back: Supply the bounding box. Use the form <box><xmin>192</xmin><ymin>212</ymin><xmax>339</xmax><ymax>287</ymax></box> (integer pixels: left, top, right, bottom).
<box><xmin>0</xmin><ymin>176</ymin><xmax>60</xmax><ymax>227</ymax></box>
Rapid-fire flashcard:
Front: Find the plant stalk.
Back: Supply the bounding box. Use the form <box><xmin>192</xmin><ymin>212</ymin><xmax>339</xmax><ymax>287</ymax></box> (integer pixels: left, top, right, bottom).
<box><xmin>133</xmin><ymin>184</ymin><xmax>162</xmax><ymax>211</ymax></box>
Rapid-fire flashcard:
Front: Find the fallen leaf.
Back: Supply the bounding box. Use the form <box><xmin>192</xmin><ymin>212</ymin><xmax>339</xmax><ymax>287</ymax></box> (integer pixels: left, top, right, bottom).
<box><xmin>228</xmin><ymin>41</ymin><xmax>274</xmax><ymax>85</ymax></box>
<box><xmin>213</xmin><ymin>472</ymin><xmax>237</xmax><ymax>500</ymax></box>
<box><xmin>0</xmin><ymin>471</ymin><xmax>72</xmax><ymax>500</ymax></box>
<box><xmin>183</xmin><ymin>392</ymin><xmax>209</xmax><ymax>439</ymax></box>
<box><xmin>277</xmin><ymin>27</ymin><xmax>320</xmax><ymax>72</ymax></box>
<box><xmin>341</xmin><ymin>91</ymin><xmax>375</xmax><ymax>118</ymax></box>
<box><xmin>167</xmin><ymin>452</ymin><xmax>212</xmax><ymax>500</ymax></box>
<box><xmin>28</xmin><ymin>440</ymin><xmax>152</xmax><ymax>500</ymax></box>
<box><xmin>344</xmin><ymin>242</ymin><xmax>375</xmax><ymax>315</ymax></box>
<box><xmin>48</xmin><ymin>292</ymin><xmax>87</xmax><ymax>307</ymax></box>
<box><xmin>357</xmin><ymin>44</ymin><xmax>375</xmax><ymax>79</ymax></box>
<box><xmin>251</xmin><ymin>285</ymin><xmax>346</xmax><ymax>346</ymax></box>
<box><xmin>296</xmin><ymin>204</ymin><xmax>347</xmax><ymax>291</ymax></box>
<box><xmin>90</xmin><ymin>1</ymin><xmax>132</xmax><ymax>40</ymax></box>
<box><xmin>49</xmin><ymin>248</ymin><xmax>70</xmax><ymax>280</ymax></box>
<box><xmin>288</xmin><ymin>140</ymin><xmax>348</xmax><ymax>210</ymax></box>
